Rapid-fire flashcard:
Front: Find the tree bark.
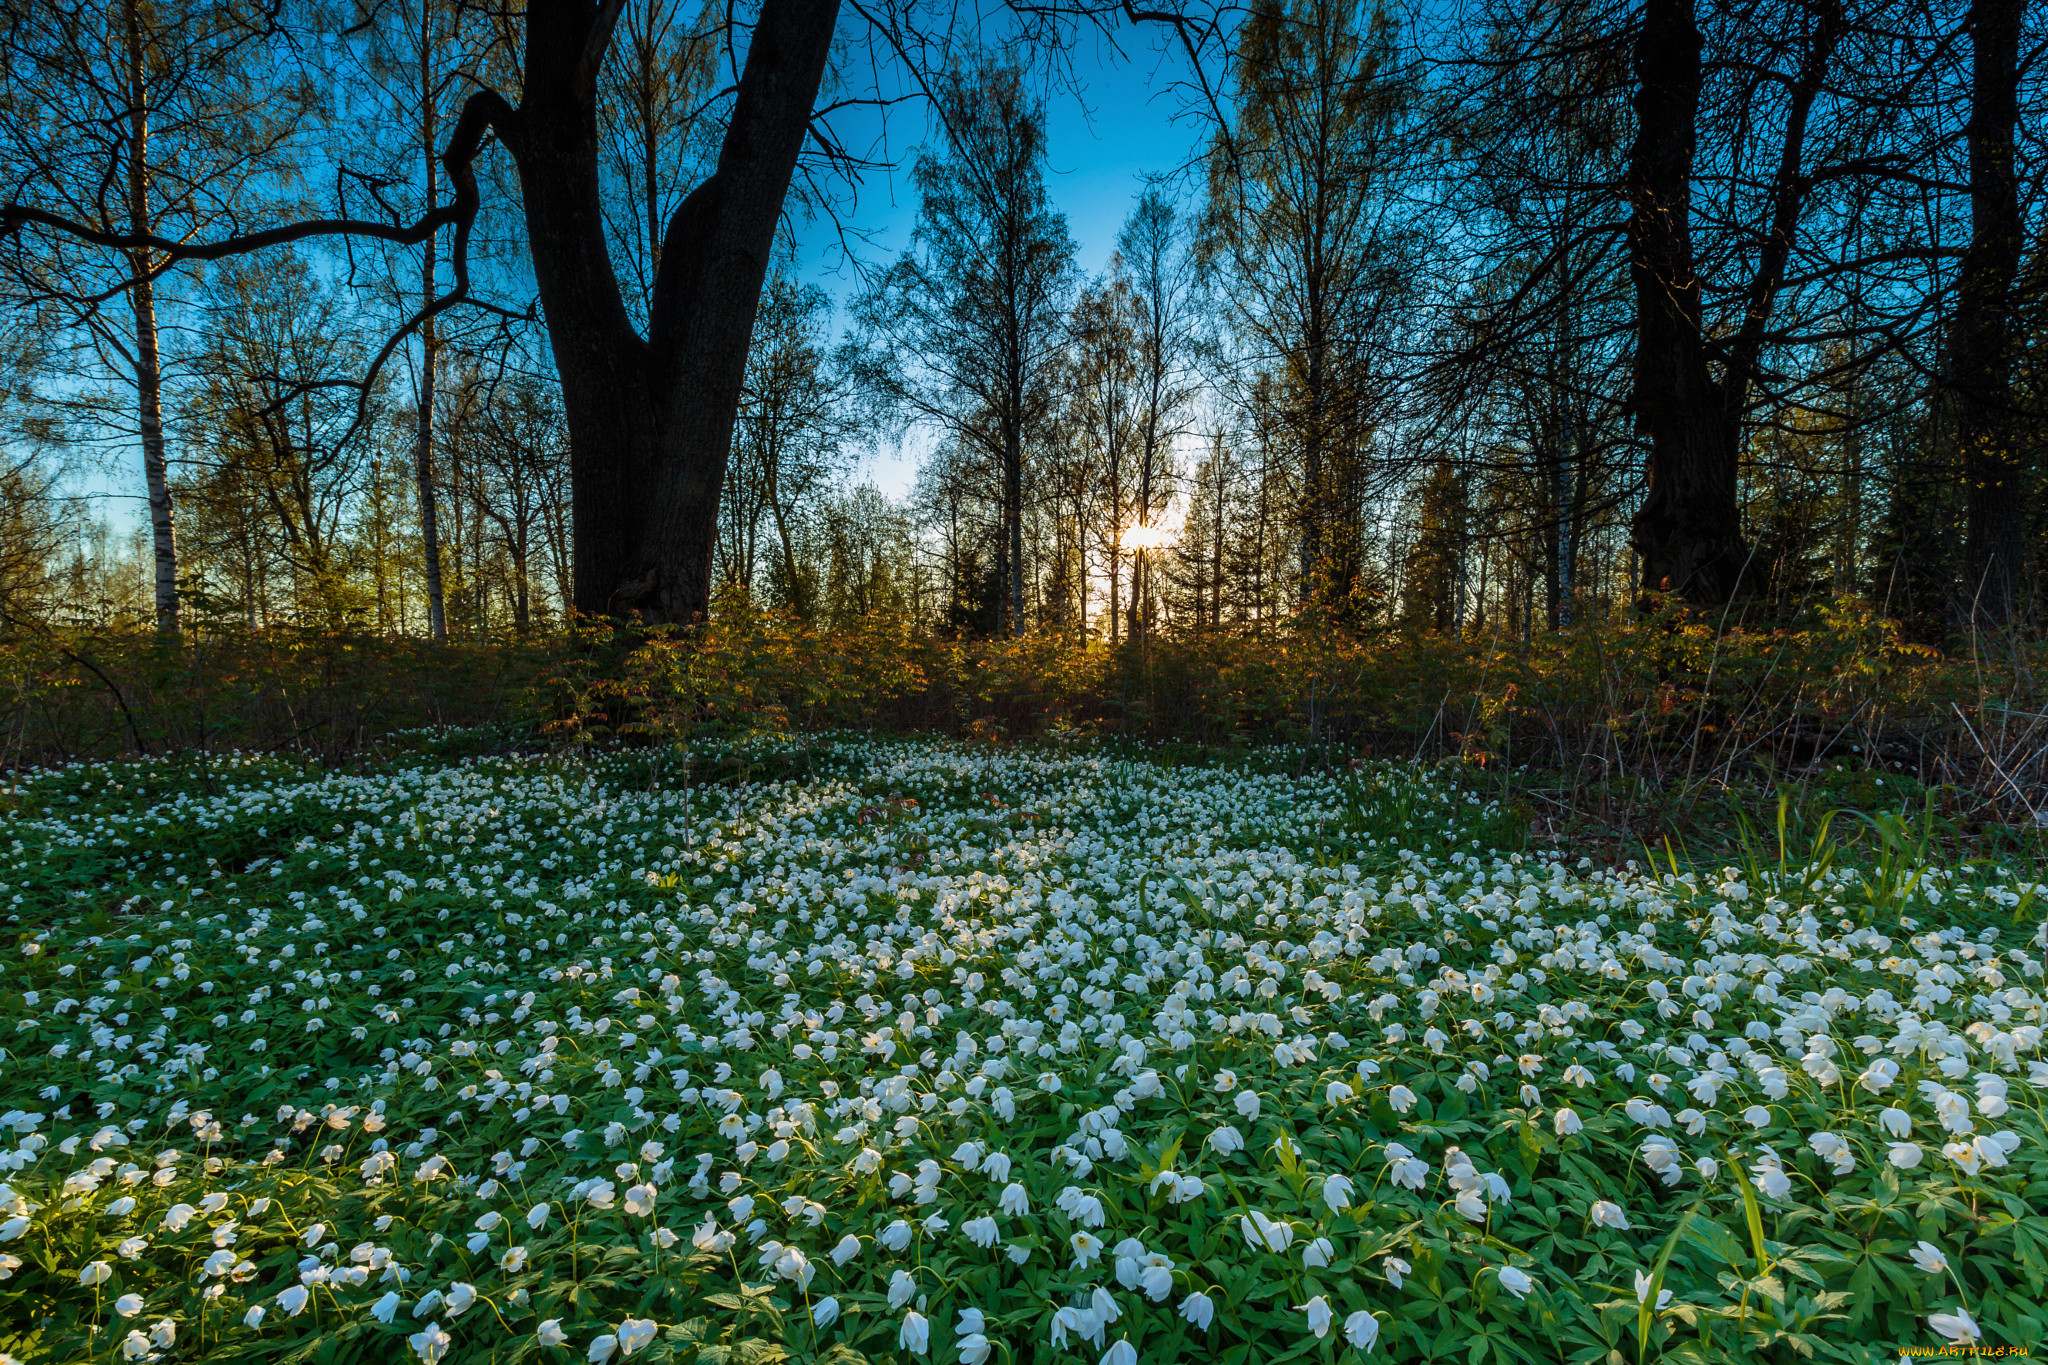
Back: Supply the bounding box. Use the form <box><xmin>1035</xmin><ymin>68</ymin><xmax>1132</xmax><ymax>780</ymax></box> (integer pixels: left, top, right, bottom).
<box><xmin>1623</xmin><ymin>0</ymin><xmax>1743</xmax><ymax>605</ymax></box>
<box><xmin>1953</xmin><ymin>0</ymin><xmax>2029</xmax><ymax>632</ymax></box>
<box><xmin>1626</xmin><ymin>0</ymin><xmax>1838</xmax><ymax>607</ymax></box>
<box><xmin>123</xmin><ymin>0</ymin><xmax>177</xmax><ymax>635</ymax></box>
<box><xmin>129</xmin><ymin>268</ymin><xmax>178</xmax><ymax>635</ymax></box>
<box><xmin>640</xmin><ymin>0</ymin><xmax>842</xmax><ymax>624</ymax></box>
<box><xmin>497</xmin><ymin>0</ymin><xmax>839</xmax><ymax>627</ymax></box>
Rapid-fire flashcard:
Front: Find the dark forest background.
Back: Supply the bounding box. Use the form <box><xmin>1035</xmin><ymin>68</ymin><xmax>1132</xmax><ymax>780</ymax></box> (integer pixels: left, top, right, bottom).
<box><xmin>6</xmin><ymin>0</ymin><xmax>2048</xmax><ymax>830</ymax></box>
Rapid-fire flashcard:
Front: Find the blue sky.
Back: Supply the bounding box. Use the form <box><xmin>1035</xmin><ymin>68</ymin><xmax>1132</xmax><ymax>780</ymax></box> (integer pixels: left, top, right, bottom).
<box><xmin>790</xmin><ymin>28</ymin><xmax>1215</xmax><ymax>498</ymax></box>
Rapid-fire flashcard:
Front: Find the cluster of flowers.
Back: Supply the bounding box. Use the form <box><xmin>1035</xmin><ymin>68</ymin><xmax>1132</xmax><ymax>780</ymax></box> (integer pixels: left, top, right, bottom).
<box><xmin>0</xmin><ymin>738</ymin><xmax>2041</xmax><ymax>1363</ymax></box>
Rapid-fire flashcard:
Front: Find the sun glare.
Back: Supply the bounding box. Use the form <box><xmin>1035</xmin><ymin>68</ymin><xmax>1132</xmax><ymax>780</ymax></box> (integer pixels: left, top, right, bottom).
<box><xmin>1118</xmin><ymin>522</ymin><xmax>1178</xmax><ymax>551</ymax></box>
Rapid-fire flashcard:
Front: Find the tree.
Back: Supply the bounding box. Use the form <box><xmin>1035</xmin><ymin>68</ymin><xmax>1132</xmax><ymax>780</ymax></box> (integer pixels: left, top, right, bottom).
<box><xmin>910</xmin><ymin>435</ymin><xmax>1006</xmax><ymax>636</ymax></box>
<box><xmin>1949</xmin><ymin>0</ymin><xmax>2030</xmax><ymax>632</ymax></box>
<box><xmin>725</xmin><ymin>270</ymin><xmax>848</xmax><ymax>617</ymax></box>
<box><xmin>1400</xmin><ymin>457</ymin><xmax>1467</xmax><ymax>631</ymax></box>
<box><xmin>1202</xmin><ymin>0</ymin><xmax>1418</xmax><ymax>618</ymax></box>
<box><xmin>1427</xmin><ymin>0</ymin><xmax>1960</xmax><ymax>625</ymax></box>
<box><xmin>6</xmin><ymin>0</ymin><xmax>1232</xmax><ymax>630</ymax></box>
<box><xmin>1428</xmin><ymin>0</ymin><xmax>1634</xmax><ymax>631</ymax></box>
<box><xmin>340</xmin><ymin>0</ymin><xmax>504</xmax><ymax>641</ymax></box>
<box><xmin>1623</xmin><ymin>0</ymin><xmax>1844</xmax><ymax>606</ymax></box>
<box><xmin>817</xmin><ymin>484</ymin><xmax>913</xmax><ymax>623</ymax></box>
<box><xmin>181</xmin><ymin>254</ymin><xmax>383</xmax><ymax>625</ymax></box>
<box><xmin>1</xmin><ymin>0</ymin><xmax>837</xmax><ymax>625</ymax></box>
<box><xmin>353</xmin><ymin>452</ymin><xmax>416</xmax><ymax>632</ymax></box>
<box><xmin>0</xmin><ymin>312</ymin><xmax>72</xmax><ymax>624</ymax></box>
<box><xmin>1171</xmin><ymin>427</ymin><xmax>1239</xmax><ymax>630</ymax></box>
<box><xmin>0</xmin><ymin>452</ymin><xmax>79</xmax><ymax>625</ymax></box>
<box><xmin>1115</xmin><ymin>189</ymin><xmax>1202</xmax><ymax>639</ymax></box>
<box><xmin>0</xmin><ymin>0</ymin><xmax>319</xmax><ymax>632</ymax></box>
<box><xmin>446</xmin><ymin>367</ymin><xmax>572</xmax><ymax>631</ymax></box>
<box><xmin>849</xmin><ymin>54</ymin><xmax>1077</xmax><ymax>636</ymax></box>
<box><xmin>1065</xmin><ymin>276</ymin><xmax>1139</xmax><ymax>642</ymax></box>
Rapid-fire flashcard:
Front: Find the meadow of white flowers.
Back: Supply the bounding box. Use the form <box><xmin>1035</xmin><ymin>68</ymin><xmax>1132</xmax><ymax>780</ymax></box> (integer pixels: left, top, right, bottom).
<box><xmin>0</xmin><ymin>738</ymin><xmax>2042</xmax><ymax>1365</ymax></box>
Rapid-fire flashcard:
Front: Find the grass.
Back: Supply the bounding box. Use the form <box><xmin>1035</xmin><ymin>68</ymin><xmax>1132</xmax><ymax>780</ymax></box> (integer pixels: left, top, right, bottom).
<box><xmin>0</xmin><ymin>731</ymin><xmax>2041</xmax><ymax>1365</ymax></box>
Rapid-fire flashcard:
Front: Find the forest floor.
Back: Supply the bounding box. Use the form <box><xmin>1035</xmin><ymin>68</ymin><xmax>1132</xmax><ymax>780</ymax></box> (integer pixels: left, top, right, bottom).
<box><xmin>0</xmin><ymin>733</ymin><xmax>2041</xmax><ymax>1364</ymax></box>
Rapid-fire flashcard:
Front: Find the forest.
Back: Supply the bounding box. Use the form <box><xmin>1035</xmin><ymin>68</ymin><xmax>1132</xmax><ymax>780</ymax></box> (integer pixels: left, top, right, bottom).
<box><xmin>2</xmin><ymin>0</ymin><xmax>2048</xmax><ymax>1362</ymax></box>
<box><xmin>1</xmin><ymin>0</ymin><xmax>2039</xmax><ymax>653</ymax></box>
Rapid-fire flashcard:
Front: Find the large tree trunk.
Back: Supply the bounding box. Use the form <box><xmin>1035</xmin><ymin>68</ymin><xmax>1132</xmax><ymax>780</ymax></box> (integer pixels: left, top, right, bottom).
<box><xmin>1629</xmin><ymin>408</ymin><xmax>1745</xmax><ymax>603</ymax></box>
<box><xmin>500</xmin><ymin>0</ymin><xmax>839</xmax><ymax>626</ymax></box>
<box><xmin>502</xmin><ymin>2</ymin><xmax>660</xmax><ymax>621</ymax></box>
<box><xmin>1626</xmin><ymin>0</ymin><xmax>1837</xmax><ymax>607</ymax></box>
<box><xmin>1622</xmin><ymin>0</ymin><xmax>1851</xmax><ymax>609</ymax></box>
<box><xmin>6</xmin><ymin>0</ymin><xmax>838</xmax><ymax>633</ymax></box>
<box><xmin>641</xmin><ymin>0</ymin><xmax>841</xmax><ymax>625</ymax></box>
<box><xmin>1623</xmin><ymin>0</ymin><xmax>1748</xmax><ymax>605</ymax></box>
<box><xmin>1954</xmin><ymin>0</ymin><xmax>2029</xmax><ymax>632</ymax></box>
<box><xmin>123</xmin><ymin>0</ymin><xmax>177</xmax><ymax>635</ymax></box>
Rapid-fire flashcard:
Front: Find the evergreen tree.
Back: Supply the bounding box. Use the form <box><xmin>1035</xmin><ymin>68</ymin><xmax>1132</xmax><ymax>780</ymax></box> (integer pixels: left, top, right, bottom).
<box><xmin>1401</xmin><ymin>458</ymin><xmax>1467</xmax><ymax>633</ymax></box>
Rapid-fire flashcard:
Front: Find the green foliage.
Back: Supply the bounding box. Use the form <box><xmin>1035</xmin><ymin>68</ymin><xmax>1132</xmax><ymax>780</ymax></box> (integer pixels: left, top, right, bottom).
<box><xmin>1401</xmin><ymin>461</ymin><xmax>1469</xmax><ymax>636</ymax></box>
<box><xmin>0</xmin><ymin>738</ymin><xmax>2042</xmax><ymax>1365</ymax></box>
<box><xmin>0</xmin><ymin>625</ymin><xmax>543</xmax><ymax>769</ymax></box>
<box><xmin>8</xmin><ymin>599</ymin><xmax>2048</xmax><ymax>857</ymax></box>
